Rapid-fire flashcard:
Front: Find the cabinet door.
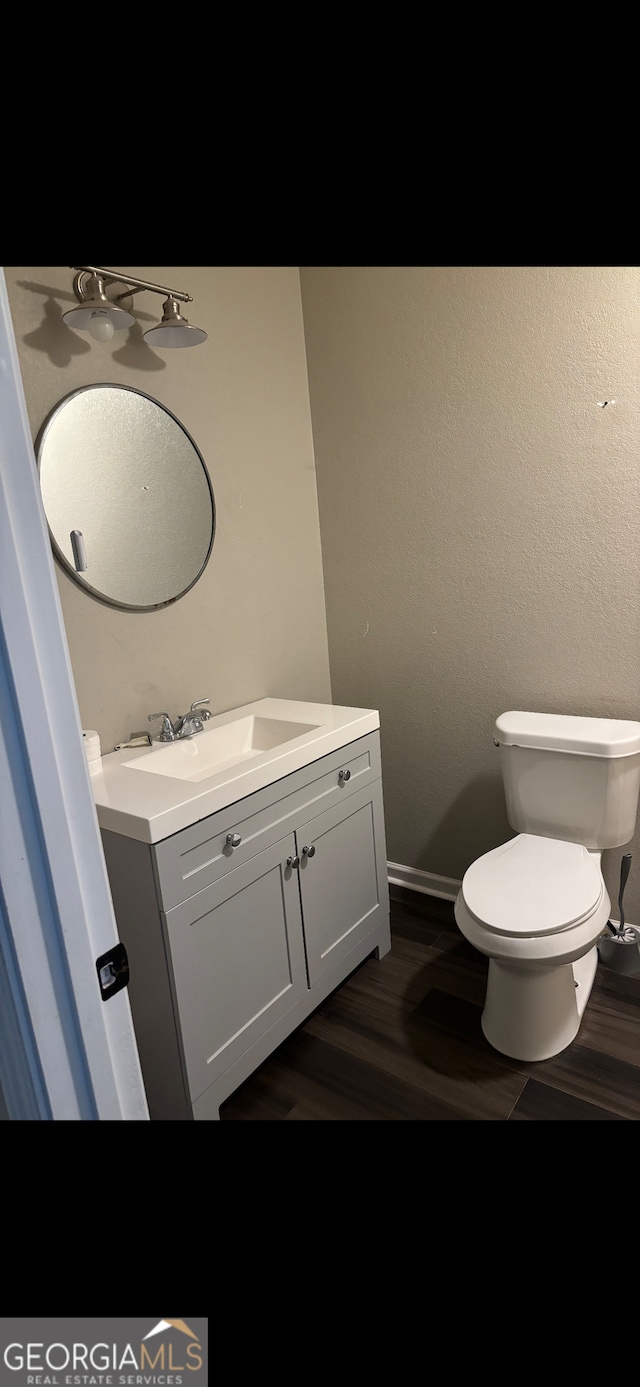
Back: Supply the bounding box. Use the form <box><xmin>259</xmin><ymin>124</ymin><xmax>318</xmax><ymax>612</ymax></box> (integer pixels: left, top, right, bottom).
<box><xmin>296</xmin><ymin>780</ymin><xmax>389</xmax><ymax>988</ymax></box>
<box><xmin>164</xmin><ymin>834</ymin><xmax>307</xmax><ymax>1101</ymax></box>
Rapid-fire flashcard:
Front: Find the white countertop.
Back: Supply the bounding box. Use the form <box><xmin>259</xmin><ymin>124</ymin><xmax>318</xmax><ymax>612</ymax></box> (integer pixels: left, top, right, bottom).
<box><xmin>91</xmin><ymin>697</ymin><xmax>380</xmax><ymax>844</ymax></box>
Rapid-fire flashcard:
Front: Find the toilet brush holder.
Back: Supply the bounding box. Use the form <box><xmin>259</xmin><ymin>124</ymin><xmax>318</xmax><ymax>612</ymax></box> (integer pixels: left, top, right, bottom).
<box><xmin>598</xmin><ymin>851</ymin><xmax>640</xmax><ymax>974</ymax></box>
<box><xmin>598</xmin><ymin>926</ymin><xmax>640</xmax><ymax>975</ymax></box>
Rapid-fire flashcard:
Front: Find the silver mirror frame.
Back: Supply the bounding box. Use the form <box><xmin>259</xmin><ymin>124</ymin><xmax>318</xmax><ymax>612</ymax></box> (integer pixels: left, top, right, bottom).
<box><xmin>35</xmin><ymin>383</ymin><xmax>216</xmax><ymax>612</ymax></box>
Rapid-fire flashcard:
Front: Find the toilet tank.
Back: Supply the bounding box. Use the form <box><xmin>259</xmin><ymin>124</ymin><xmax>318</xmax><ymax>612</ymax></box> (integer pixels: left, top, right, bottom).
<box><xmin>495</xmin><ymin>712</ymin><xmax>640</xmax><ymax>848</ymax></box>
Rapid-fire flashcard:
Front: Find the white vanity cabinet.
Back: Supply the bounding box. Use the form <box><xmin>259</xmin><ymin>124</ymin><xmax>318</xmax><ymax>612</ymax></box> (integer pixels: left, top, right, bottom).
<box><xmin>100</xmin><ymin>730</ymin><xmax>391</xmax><ymax>1120</ymax></box>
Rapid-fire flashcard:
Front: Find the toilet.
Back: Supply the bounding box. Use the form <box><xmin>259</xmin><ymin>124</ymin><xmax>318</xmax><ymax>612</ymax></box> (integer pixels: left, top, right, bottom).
<box><xmin>455</xmin><ymin>711</ymin><xmax>640</xmax><ymax>1061</ymax></box>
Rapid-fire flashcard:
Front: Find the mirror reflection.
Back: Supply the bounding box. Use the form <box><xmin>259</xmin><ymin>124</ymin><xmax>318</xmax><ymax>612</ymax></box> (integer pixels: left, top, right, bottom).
<box><xmin>36</xmin><ymin>384</ymin><xmax>215</xmax><ymax>610</ymax></box>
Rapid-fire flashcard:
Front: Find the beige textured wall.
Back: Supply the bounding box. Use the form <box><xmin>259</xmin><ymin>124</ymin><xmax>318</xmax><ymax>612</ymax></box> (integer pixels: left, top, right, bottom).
<box><xmin>299</xmin><ymin>266</ymin><xmax>640</xmax><ymax>923</ymax></box>
<box><xmin>5</xmin><ymin>267</ymin><xmax>331</xmax><ymax>753</ymax></box>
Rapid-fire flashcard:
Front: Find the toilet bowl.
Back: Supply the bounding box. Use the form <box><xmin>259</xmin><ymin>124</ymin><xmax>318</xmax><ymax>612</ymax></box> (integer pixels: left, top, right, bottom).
<box><xmin>455</xmin><ymin>834</ymin><xmax>611</xmax><ymax>1061</ymax></box>
<box><xmin>458</xmin><ymin>710</ymin><xmax>640</xmax><ymax>1063</ymax></box>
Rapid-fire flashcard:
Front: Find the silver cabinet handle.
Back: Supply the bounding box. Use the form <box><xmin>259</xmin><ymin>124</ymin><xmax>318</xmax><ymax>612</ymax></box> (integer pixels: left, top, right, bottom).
<box><xmin>286</xmin><ymin>855</ymin><xmax>300</xmax><ymax>869</ymax></box>
<box><xmin>226</xmin><ymin>833</ymin><xmax>242</xmax><ymax>847</ymax></box>
<box><xmin>301</xmin><ymin>845</ymin><xmax>316</xmax><ymax>857</ymax></box>
<box><xmin>338</xmin><ymin>768</ymin><xmax>351</xmax><ymax>781</ymax></box>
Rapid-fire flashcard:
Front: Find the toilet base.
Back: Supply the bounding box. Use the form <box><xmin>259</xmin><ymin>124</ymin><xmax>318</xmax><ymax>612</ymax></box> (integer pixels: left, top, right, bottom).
<box><xmin>481</xmin><ymin>946</ymin><xmax>599</xmax><ymax>1062</ymax></box>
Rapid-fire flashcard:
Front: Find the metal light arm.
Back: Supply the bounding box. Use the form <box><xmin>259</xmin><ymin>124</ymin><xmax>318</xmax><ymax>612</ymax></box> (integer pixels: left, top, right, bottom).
<box><xmin>71</xmin><ymin>266</ymin><xmax>193</xmax><ymax>305</ymax></box>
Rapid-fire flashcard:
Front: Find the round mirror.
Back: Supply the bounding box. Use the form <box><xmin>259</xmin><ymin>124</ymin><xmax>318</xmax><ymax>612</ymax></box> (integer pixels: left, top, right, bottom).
<box><xmin>36</xmin><ymin>383</ymin><xmax>215</xmax><ymax>610</ymax></box>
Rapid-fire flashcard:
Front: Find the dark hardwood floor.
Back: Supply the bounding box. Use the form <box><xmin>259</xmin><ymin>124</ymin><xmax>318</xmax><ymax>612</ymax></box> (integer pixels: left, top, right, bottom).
<box><xmin>219</xmin><ymin>885</ymin><xmax>640</xmax><ymax>1120</ymax></box>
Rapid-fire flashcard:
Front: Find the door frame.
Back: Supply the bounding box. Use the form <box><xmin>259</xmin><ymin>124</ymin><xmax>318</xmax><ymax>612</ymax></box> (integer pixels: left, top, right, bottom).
<box><xmin>0</xmin><ymin>267</ymin><xmax>148</xmax><ymax>1120</ymax></box>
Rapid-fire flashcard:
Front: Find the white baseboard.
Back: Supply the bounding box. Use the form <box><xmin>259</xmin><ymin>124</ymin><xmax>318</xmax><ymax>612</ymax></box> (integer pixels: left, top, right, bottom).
<box><xmin>387</xmin><ymin>861</ymin><xmax>461</xmax><ymax>902</ymax></box>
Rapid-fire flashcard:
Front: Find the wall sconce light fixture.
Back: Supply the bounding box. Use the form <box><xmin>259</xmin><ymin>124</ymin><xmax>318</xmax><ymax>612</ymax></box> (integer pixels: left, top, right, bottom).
<box><xmin>63</xmin><ymin>265</ymin><xmax>208</xmax><ymax>347</ymax></box>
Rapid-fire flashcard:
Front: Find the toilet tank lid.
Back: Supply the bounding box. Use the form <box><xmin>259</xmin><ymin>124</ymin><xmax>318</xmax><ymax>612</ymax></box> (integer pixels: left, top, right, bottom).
<box><xmin>494</xmin><ymin>711</ymin><xmax>640</xmax><ymax>757</ymax></box>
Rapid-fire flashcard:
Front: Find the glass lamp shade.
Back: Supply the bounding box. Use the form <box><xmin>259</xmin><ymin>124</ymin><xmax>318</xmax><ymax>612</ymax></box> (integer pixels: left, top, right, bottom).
<box><xmin>144</xmin><ymin>322</ymin><xmax>208</xmax><ymax>347</ymax></box>
<box><xmin>63</xmin><ymin>297</ymin><xmax>135</xmax><ymax>332</ymax></box>
<box><xmin>63</xmin><ymin>274</ymin><xmax>135</xmax><ymax>333</ymax></box>
<box><xmin>143</xmin><ymin>296</ymin><xmax>207</xmax><ymax>348</ymax></box>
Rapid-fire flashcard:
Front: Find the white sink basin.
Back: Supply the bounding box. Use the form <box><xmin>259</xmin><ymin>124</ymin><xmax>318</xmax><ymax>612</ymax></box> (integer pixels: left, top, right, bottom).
<box><xmin>125</xmin><ymin>714</ymin><xmax>320</xmax><ymax>783</ymax></box>
<box><xmin>92</xmin><ymin>697</ymin><xmax>380</xmax><ymax>843</ymax></box>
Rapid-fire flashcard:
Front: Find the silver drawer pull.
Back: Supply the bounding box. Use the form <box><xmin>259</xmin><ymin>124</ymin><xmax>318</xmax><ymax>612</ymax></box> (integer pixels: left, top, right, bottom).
<box><xmin>286</xmin><ymin>855</ymin><xmax>300</xmax><ymax>869</ymax></box>
<box><xmin>301</xmin><ymin>845</ymin><xmax>316</xmax><ymax>857</ymax></box>
<box><xmin>338</xmin><ymin>768</ymin><xmax>351</xmax><ymax>781</ymax></box>
<box><xmin>226</xmin><ymin>833</ymin><xmax>242</xmax><ymax>847</ymax></box>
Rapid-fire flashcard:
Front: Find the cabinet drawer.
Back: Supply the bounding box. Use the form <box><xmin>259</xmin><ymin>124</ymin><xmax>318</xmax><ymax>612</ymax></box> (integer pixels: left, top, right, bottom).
<box><xmin>154</xmin><ymin>731</ymin><xmax>381</xmax><ymax>909</ymax></box>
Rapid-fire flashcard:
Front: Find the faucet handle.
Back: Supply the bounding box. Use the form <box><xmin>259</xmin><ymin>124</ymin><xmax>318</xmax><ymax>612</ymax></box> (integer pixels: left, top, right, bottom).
<box><xmin>148</xmin><ymin>712</ymin><xmax>175</xmax><ymax>742</ymax></box>
<box><xmin>190</xmin><ymin>699</ymin><xmax>211</xmax><ymax>720</ymax></box>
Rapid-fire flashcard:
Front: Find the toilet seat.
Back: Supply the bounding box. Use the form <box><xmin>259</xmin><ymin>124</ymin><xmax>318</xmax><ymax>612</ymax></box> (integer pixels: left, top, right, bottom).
<box><xmin>461</xmin><ymin>834</ymin><xmax>603</xmax><ymax>937</ymax></box>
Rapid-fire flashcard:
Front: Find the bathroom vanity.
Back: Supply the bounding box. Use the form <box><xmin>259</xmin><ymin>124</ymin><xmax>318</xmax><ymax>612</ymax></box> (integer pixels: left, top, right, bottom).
<box><xmin>92</xmin><ymin>699</ymin><xmax>391</xmax><ymax>1119</ymax></box>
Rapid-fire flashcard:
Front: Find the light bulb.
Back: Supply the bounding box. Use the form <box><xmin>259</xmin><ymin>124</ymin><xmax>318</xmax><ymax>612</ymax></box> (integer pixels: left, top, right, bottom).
<box><xmin>88</xmin><ymin>311</ymin><xmax>115</xmax><ymax>342</ymax></box>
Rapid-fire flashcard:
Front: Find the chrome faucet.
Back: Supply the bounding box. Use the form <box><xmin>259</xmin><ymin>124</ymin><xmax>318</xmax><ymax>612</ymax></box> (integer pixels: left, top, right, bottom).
<box><xmin>174</xmin><ymin>699</ymin><xmax>212</xmax><ymax>738</ymax></box>
<box><xmin>148</xmin><ymin>699</ymin><xmax>212</xmax><ymax>742</ymax></box>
